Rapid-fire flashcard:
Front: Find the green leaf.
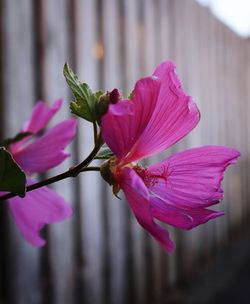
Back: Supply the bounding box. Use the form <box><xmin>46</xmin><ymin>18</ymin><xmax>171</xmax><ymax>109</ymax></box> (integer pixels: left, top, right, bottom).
<box><xmin>63</xmin><ymin>62</ymin><xmax>97</xmax><ymax>122</ymax></box>
<box><xmin>95</xmin><ymin>144</ymin><xmax>114</xmax><ymax>159</ymax></box>
<box><xmin>0</xmin><ymin>148</ymin><xmax>26</xmax><ymax>197</ymax></box>
<box><xmin>94</xmin><ymin>90</ymin><xmax>104</xmax><ymax>100</ymax></box>
<box><xmin>0</xmin><ymin>131</ymin><xmax>32</xmax><ymax>148</ymax></box>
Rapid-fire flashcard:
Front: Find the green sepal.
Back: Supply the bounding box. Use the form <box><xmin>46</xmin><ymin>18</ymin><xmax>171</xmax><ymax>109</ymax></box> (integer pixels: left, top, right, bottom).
<box><xmin>0</xmin><ymin>131</ymin><xmax>32</xmax><ymax>148</ymax></box>
<box><xmin>0</xmin><ymin>147</ymin><xmax>26</xmax><ymax>197</ymax></box>
<box><xmin>63</xmin><ymin>63</ymin><xmax>98</xmax><ymax>122</ymax></box>
<box><xmin>95</xmin><ymin>144</ymin><xmax>114</xmax><ymax>159</ymax></box>
<box><xmin>94</xmin><ymin>90</ymin><xmax>104</xmax><ymax>100</ymax></box>
<box><xmin>128</xmin><ymin>89</ymin><xmax>134</xmax><ymax>99</ymax></box>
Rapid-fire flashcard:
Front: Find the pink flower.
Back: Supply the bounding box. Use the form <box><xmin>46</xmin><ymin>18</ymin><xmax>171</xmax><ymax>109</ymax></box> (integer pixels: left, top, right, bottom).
<box><xmin>6</xmin><ymin>99</ymin><xmax>77</xmax><ymax>247</ymax></box>
<box><xmin>101</xmin><ymin>61</ymin><xmax>240</xmax><ymax>252</ymax></box>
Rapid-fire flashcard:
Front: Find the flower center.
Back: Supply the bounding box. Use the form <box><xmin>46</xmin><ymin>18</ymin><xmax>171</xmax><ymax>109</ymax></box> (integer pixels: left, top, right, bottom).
<box><xmin>100</xmin><ymin>157</ymin><xmax>170</xmax><ymax>196</ymax></box>
<box><xmin>135</xmin><ymin>165</ymin><xmax>169</xmax><ymax>188</ymax></box>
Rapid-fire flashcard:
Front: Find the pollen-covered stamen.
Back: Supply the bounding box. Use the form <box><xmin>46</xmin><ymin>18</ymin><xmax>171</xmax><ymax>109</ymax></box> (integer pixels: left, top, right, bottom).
<box><xmin>135</xmin><ymin>164</ymin><xmax>170</xmax><ymax>187</ymax></box>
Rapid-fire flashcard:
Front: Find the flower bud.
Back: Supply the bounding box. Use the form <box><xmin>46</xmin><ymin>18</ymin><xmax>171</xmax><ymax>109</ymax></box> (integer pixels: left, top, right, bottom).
<box><xmin>109</xmin><ymin>88</ymin><xmax>120</xmax><ymax>104</ymax></box>
<box><xmin>95</xmin><ymin>89</ymin><xmax>121</xmax><ymax>123</ymax></box>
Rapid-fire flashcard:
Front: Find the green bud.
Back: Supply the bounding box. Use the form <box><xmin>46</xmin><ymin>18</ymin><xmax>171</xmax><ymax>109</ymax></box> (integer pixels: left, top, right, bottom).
<box><xmin>95</xmin><ymin>88</ymin><xmax>121</xmax><ymax>123</ymax></box>
<box><xmin>95</xmin><ymin>93</ymin><xmax>110</xmax><ymax>118</ymax></box>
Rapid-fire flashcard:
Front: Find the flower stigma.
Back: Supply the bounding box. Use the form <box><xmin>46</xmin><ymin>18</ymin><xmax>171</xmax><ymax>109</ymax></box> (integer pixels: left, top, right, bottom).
<box><xmin>135</xmin><ymin>165</ymin><xmax>170</xmax><ymax>188</ymax></box>
<box><xmin>101</xmin><ymin>156</ymin><xmax>170</xmax><ymax>198</ymax></box>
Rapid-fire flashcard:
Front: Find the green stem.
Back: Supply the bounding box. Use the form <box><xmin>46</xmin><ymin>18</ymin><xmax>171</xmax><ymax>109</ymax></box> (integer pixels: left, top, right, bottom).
<box><xmin>0</xmin><ymin>167</ymin><xmax>100</xmax><ymax>201</ymax></box>
<box><xmin>93</xmin><ymin>122</ymin><xmax>98</xmax><ymax>144</ymax></box>
<box><xmin>69</xmin><ymin>133</ymin><xmax>103</xmax><ymax>176</ymax></box>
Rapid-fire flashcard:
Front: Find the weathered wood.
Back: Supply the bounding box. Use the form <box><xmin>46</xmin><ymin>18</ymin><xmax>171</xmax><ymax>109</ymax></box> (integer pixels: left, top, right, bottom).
<box><xmin>143</xmin><ymin>1</ymin><xmax>164</xmax><ymax>303</ymax></box>
<box><xmin>75</xmin><ymin>1</ymin><xmax>105</xmax><ymax>303</ymax></box>
<box><xmin>39</xmin><ymin>0</ymin><xmax>77</xmax><ymax>303</ymax></box>
<box><xmin>0</xmin><ymin>1</ymin><xmax>7</xmax><ymax>301</ymax></box>
<box><xmin>123</xmin><ymin>1</ymin><xmax>147</xmax><ymax>303</ymax></box>
<box><xmin>102</xmin><ymin>0</ymin><xmax>129</xmax><ymax>303</ymax></box>
<box><xmin>1</xmin><ymin>0</ymin><xmax>250</xmax><ymax>303</ymax></box>
<box><xmin>2</xmin><ymin>0</ymin><xmax>42</xmax><ymax>303</ymax></box>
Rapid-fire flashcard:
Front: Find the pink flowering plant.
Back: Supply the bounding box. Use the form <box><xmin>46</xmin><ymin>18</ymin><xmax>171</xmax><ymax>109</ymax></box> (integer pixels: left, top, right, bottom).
<box><xmin>0</xmin><ymin>61</ymin><xmax>240</xmax><ymax>251</ymax></box>
<box><xmin>0</xmin><ymin>100</ymin><xmax>77</xmax><ymax>245</ymax></box>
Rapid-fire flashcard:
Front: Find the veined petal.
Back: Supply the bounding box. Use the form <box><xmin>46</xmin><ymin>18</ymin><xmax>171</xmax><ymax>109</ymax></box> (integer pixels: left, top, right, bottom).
<box><xmin>101</xmin><ymin>61</ymin><xmax>200</xmax><ymax>164</ymax></box>
<box><xmin>14</xmin><ymin>118</ymin><xmax>77</xmax><ymax>173</ymax></box>
<box><xmin>8</xmin><ymin>178</ymin><xmax>73</xmax><ymax>247</ymax></box>
<box><xmin>10</xmin><ymin>99</ymin><xmax>63</xmax><ymax>154</ymax></box>
<box><xmin>146</xmin><ymin>146</ymin><xmax>240</xmax><ymax>208</ymax></box>
<box><xmin>150</xmin><ymin>195</ymin><xmax>224</xmax><ymax>230</ymax></box>
<box><xmin>119</xmin><ymin>167</ymin><xmax>174</xmax><ymax>252</ymax></box>
<box><xmin>23</xmin><ymin>99</ymin><xmax>63</xmax><ymax>133</ymax></box>
<box><xmin>101</xmin><ymin>76</ymin><xmax>161</xmax><ymax>161</ymax></box>
<box><xmin>127</xmin><ymin>61</ymin><xmax>200</xmax><ymax>161</ymax></box>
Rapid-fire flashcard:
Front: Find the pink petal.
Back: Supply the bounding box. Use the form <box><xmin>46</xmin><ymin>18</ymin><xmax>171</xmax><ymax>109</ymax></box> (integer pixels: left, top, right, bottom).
<box><xmin>23</xmin><ymin>99</ymin><xmax>63</xmax><ymax>133</ymax></box>
<box><xmin>13</xmin><ymin>118</ymin><xmax>77</xmax><ymax>174</ymax></box>
<box><xmin>10</xmin><ymin>99</ymin><xmax>63</xmax><ymax>154</ymax></box>
<box><xmin>128</xmin><ymin>61</ymin><xmax>200</xmax><ymax>161</ymax></box>
<box><xmin>101</xmin><ymin>76</ymin><xmax>161</xmax><ymax>161</ymax></box>
<box><xmin>119</xmin><ymin>167</ymin><xmax>175</xmax><ymax>252</ymax></box>
<box><xmin>101</xmin><ymin>61</ymin><xmax>200</xmax><ymax>164</ymax></box>
<box><xmin>150</xmin><ymin>196</ymin><xmax>224</xmax><ymax>230</ymax></box>
<box><xmin>8</xmin><ymin>178</ymin><xmax>73</xmax><ymax>247</ymax></box>
<box><xmin>146</xmin><ymin>146</ymin><xmax>240</xmax><ymax>208</ymax></box>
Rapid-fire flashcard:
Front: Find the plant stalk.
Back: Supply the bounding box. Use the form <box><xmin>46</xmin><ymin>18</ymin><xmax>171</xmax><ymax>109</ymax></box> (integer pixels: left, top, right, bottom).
<box><xmin>0</xmin><ymin>133</ymin><xmax>103</xmax><ymax>201</ymax></box>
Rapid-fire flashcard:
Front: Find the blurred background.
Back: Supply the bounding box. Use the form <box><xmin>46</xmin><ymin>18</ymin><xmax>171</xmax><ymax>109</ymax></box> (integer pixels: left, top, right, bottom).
<box><xmin>0</xmin><ymin>0</ymin><xmax>250</xmax><ymax>303</ymax></box>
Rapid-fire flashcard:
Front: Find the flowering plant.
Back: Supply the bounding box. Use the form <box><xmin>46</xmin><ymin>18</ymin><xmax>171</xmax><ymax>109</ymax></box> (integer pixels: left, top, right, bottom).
<box><xmin>0</xmin><ymin>61</ymin><xmax>240</xmax><ymax>251</ymax></box>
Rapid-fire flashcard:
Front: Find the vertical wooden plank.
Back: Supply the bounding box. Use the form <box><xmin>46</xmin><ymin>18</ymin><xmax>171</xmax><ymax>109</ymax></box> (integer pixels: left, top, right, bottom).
<box><xmin>75</xmin><ymin>0</ymin><xmax>105</xmax><ymax>303</ymax></box>
<box><xmin>221</xmin><ymin>26</ymin><xmax>231</xmax><ymax>240</ymax></box>
<box><xmin>143</xmin><ymin>1</ymin><xmax>164</xmax><ymax>303</ymax></box>
<box><xmin>157</xmin><ymin>1</ymin><xmax>177</xmax><ymax>301</ymax></box>
<box><xmin>239</xmin><ymin>39</ymin><xmax>248</xmax><ymax>229</ymax></box>
<box><xmin>0</xmin><ymin>0</ymin><xmax>7</xmax><ymax>302</ymax></box>
<box><xmin>224</xmin><ymin>31</ymin><xmax>243</xmax><ymax>235</ymax></box>
<box><xmin>102</xmin><ymin>1</ymin><xmax>128</xmax><ymax>303</ymax></box>
<box><xmin>2</xmin><ymin>0</ymin><xmax>42</xmax><ymax>303</ymax></box>
<box><xmin>123</xmin><ymin>1</ymin><xmax>146</xmax><ymax>303</ymax></box>
<box><xmin>153</xmin><ymin>2</ymin><xmax>172</xmax><ymax>302</ymax></box>
<box><xmin>123</xmin><ymin>0</ymin><xmax>140</xmax><ymax>92</ymax></box>
<box><xmin>158</xmin><ymin>0</ymin><xmax>179</xmax><ymax>296</ymax></box>
<box><xmin>213</xmin><ymin>21</ymin><xmax>225</xmax><ymax>248</ymax></box>
<box><xmin>245</xmin><ymin>40</ymin><xmax>250</xmax><ymax>222</ymax></box>
<box><xmin>202</xmin><ymin>6</ymin><xmax>218</xmax><ymax>259</ymax></box>
<box><xmin>143</xmin><ymin>0</ymin><xmax>157</xmax><ymax>73</ymax></box>
<box><xmin>168</xmin><ymin>0</ymin><xmax>189</xmax><ymax>291</ymax></box>
<box><xmin>158</xmin><ymin>0</ymin><xmax>171</xmax><ymax>62</ymax></box>
<box><xmin>208</xmin><ymin>12</ymin><xmax>224</xmax><ymax>255</ymax></box>
<box><xmin>214</xmin><ymin>19</ymin><xmax>232</xmax><ymax>249</ymax></box>
<box><xmin>234</xmin><ymin>35</ymin><xmax>245</xmax><ymax>230</ymax></box>
<box><xmin>246</xmin><ymin>40</ymin><xmax>250</xmax><ymax>220</ymax></box>
<box><xmin>41</xmin><ymin>0</ymin><xmax>76</xmax><ymax>303</ymax></box>
<box><xmin>156</xmin><ymin>1</ymin><xmax>180</xmax><ymax>299</ymax></box>
<box><xmin>175</xmin><ymin>0</ymin><xmax>203</xmax><ymax>281</ymax></box>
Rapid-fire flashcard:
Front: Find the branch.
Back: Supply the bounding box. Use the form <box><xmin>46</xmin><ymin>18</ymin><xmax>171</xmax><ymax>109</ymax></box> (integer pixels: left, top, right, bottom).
<box><xmin>0</xmin><ymin>166</ymin><xmax>100</xmax><ymax>201</ymax></box>
<box><xmin>0</xmin><ymin>133</ymin><xmax>103</xmax><ymax>201</ymax></box>
<box><xmin>93</xmin><ymin>122</ymin><xmax>98</xmax><ymax>144</ymax></box>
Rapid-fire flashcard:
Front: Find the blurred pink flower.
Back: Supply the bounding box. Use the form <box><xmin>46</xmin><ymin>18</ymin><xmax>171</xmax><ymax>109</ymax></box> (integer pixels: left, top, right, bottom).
<box><xmin>101</xmin><ymin>61</ymin><xmax>240</xmax><ymax>251</ymax></box>
<box><xmin>7</xmin><ymin>99</ymin><xmax>77</xmax><ymax>247</ymax></box>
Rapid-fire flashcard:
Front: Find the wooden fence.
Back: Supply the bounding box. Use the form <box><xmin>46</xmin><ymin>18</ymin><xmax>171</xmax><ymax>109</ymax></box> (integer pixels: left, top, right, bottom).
<box><xmin>0</xmin><ymin>0</ymin><xmax>249</xmax><ymax>303</ymax></box>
